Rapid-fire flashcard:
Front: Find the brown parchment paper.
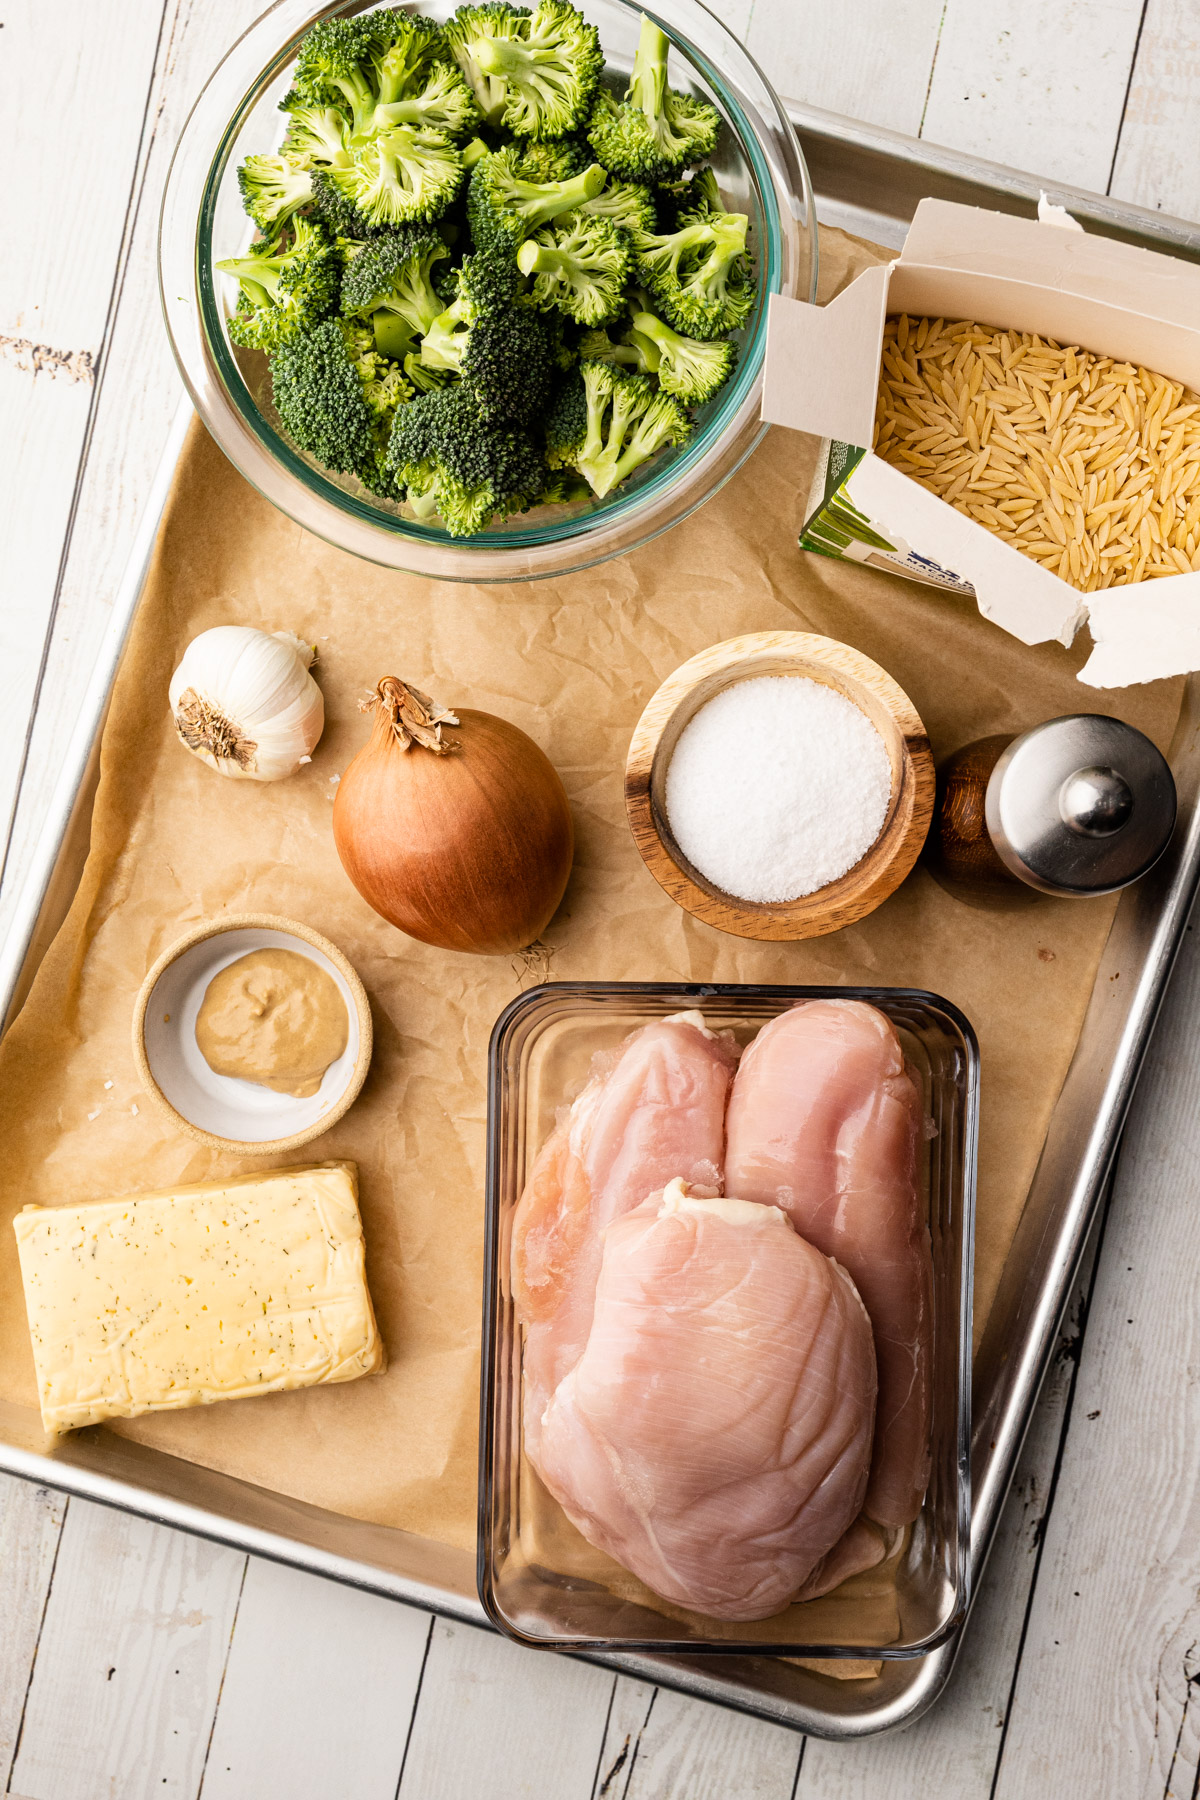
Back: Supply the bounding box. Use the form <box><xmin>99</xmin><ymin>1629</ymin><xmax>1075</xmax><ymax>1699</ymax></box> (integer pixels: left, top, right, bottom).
<box><xmin>0</xmin><ymin>227</ymin><xmax>1184</xmax><ymax>1568</ymax></box>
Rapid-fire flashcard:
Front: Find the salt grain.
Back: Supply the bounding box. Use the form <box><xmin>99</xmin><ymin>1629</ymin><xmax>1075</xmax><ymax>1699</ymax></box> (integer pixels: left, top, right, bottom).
<box><xmin>664</xmin><ymin>676</ymin><xmax>892</xmax><ymax>902</ymax></box>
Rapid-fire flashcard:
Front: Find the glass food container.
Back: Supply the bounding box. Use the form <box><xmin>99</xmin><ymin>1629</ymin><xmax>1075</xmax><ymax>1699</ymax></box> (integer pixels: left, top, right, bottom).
<box><xmin>480</xmin><ymin>982</ymin><xmax>977</xmax><ymax>1658</ymax></box>
<box><xmin>159</xmin><ymin>0</ymin><xmax>818</xmax><ymax>581</ymax></box>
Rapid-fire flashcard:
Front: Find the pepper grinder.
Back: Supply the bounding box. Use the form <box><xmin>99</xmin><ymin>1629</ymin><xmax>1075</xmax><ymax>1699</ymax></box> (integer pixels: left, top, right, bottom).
<box><xmin>929</xmin><ymin>715</ymin><xmax>1177</xmax><ymax>900</ymax></box>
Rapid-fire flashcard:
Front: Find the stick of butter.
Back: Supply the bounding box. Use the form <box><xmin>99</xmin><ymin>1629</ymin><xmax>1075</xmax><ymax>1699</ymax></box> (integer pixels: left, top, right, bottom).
<box><xmin>13</xmin><ymin>1161</ymin><xmax>384</xmax><ymax>1432</ymax></box>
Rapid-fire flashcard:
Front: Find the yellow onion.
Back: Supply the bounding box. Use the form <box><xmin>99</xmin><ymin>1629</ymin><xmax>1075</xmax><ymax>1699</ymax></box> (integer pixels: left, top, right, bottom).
<box><xmin>332</xmin><ymin>678</ymin><xmax>574</xmax><ymax>955</ymax></box>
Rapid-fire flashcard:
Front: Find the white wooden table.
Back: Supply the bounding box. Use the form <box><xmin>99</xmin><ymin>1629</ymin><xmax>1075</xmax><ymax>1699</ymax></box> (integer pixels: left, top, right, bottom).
<box><xmin>5</xmin><ymin>3</ymin><xmax>1200</xmax><ymax>1794</ymax></box>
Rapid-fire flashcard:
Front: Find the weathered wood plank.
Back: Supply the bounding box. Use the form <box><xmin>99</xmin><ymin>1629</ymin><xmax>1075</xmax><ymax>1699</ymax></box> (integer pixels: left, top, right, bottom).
<box><xmin>0</xmin><ymin>0</ymin><xmax>166</xmax><ymax>885</ymax></box>
<box><xmin>0</xmin><ymin>0</ymin><xmax>263</xmax><ymax>941</ymax></box>
<box><xmin>794</xmin><ymin>1227</ymin><xmax>1102</xmax><ymax>1797</ymax></box>
<box><xmin>745</xmin><ymin>0</ymin><xmax>948</xmax><ymax>138</ymax></box>
<box><xmin>9</xmin><ymin>1497</ymin><xmax>245</xmax><ymax>1800</ymax></box>
<box><xmin>616</xmin><ymin>1683</ymin><xmax>802</xmax><ymax>1800</ymax></box>
<box><xmin>397</xmin><ymin>1618</ymin><xmax>617</xmax><ymax>1800</ymax></box>
<box><xmin>591</xmin><ymin>1676</ymin><xmax>656</xmax><ymax>1799</ymax></box>
<box><xmin>200</xmin><ymin>1558</ymin><xmax>430</xmax><ymax>1800</ymax></box>
<box><xmin>992</xmin><ymin>916</ymin><xmax>1200</xmax><ymax>1797</ymax></box>
<box><xmin>1108</xmin><ymin>0</ymin><xmax>1200</xmax><ymax>221</ymax></box>
<box><xmin>0</xmin><ymin>1475</ymin><xmax>67</xmax><ymax>1793</ymax></box>
<box><xmin>921</xmin><ymin>0</ymin><xmax>1145</xmax><ymax>192</ymax></box>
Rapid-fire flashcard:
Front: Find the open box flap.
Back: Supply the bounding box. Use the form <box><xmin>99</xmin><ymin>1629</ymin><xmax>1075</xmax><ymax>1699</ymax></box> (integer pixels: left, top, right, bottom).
<box><xmin>762</xmin><ymin>267</ymin><xmax>890</xmax><ymax>445</ymax></box>
<box><xmin>899</xmin><ymin>198</ymin><xmax>1200</xmax><ymax>331</ymax></box>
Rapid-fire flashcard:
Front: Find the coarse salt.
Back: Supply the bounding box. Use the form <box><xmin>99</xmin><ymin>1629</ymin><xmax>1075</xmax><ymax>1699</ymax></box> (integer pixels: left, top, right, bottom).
<box><xmin>664</xmin><ymin>676</ymin><xmax>892</xmax><ymax>902</ymax></box>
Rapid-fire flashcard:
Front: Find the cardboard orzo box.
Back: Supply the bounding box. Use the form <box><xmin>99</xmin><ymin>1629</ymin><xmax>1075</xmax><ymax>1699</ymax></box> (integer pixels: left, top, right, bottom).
<box><xmin>761</xmin><ymin>198</ymin><xmax>1200</xmax><ymax>689</ymax></box>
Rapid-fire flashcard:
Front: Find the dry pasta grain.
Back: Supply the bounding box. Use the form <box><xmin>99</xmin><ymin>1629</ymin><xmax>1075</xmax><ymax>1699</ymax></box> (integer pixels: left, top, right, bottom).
<box><xmin>873</xmin><ymin>315</ymin><xmax>1200</xmax><ymax>590</ymax></box>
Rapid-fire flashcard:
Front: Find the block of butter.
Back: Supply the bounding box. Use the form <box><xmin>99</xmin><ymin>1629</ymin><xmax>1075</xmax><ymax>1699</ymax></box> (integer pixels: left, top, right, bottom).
<box><xmin>13</xmin><ymin>1161</ymin><xmax>384</xmax><ymax>1432</ymax></box>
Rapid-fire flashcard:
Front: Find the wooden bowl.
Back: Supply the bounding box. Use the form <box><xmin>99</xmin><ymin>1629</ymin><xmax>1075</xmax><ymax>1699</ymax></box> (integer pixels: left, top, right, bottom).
<box><xmin>624</xmin><ymin>632</ymin><xmax>935</xmax><ymax>941</ymax></box>
<box><xmin>132</xmin><ymin>914</ymin><xmax>373</xmax><ymax>1155</ymax></box>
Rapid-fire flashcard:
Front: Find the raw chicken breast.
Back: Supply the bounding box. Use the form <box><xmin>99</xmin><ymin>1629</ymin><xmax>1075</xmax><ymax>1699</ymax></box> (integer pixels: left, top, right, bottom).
<box><xmin>725</xmin><ymin>999</ymin><xmax>932</xmax><ymax>1529</ymax></box>
<box><xmin>536</xmin><ymin>1181</ymin><xmax>878</xmax><ymax>1622</ymax></box>
<box><xmin>511</xmin><ymin>1013</ymin><xmax>736</xmax><ymax>1459</ymax></box>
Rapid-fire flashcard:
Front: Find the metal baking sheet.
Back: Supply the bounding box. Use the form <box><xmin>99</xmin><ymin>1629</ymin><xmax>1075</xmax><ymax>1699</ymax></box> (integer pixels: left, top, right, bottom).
<box><xmin>3</xmin><ymin>112</ymin><xmax>1200</xmax><ymax>1741</ymax></box>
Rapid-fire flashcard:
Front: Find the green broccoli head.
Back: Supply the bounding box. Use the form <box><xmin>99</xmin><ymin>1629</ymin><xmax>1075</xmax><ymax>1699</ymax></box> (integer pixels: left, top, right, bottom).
<box><xmin>586</xmin><ymin>14</ymin><xmax>719</xmax><ymax>184</ymax></box>
<box><xmin>270</xmin><ymin>318</ymin><xmax>407</xmax><ymax>494</ymax></box>
<box><xmin>625</xmin><ymin>309</ymin><xmax>735</xmax><ymax>404</ymax></box>
<box><xmin>324</xmin><ymin>126</ymin><xmax>464</xmax><ymax>229</ymax></box>
<box><xmin>421</xmin><ymin>248</ymin><xmax>555</xmax><ymax>423</ymax></box>
<box><xmin>467</xmin><ymin>146</ymin><xmax>607</xmax><ymax>250</ymax></box>
<box><xmin>574</xmin><ymin>178</ymin><xmax>656</xmax><ymax>234</ymax></box>
<box><xmin>279</xmin><ymin>93</ymin><xmax>351</xmax><ymax>170</ymax></box>
<box><xmin>341</xmin><ymin>320</ymin><xmax>415</xmax><ymax>421</ymax></box>
<box><xmin>340</xmin><ymin>226</ymin><xmax>453</xmax><ymax>358</ymax></box>
<box><xmin>577</xmin><ymin>324</ymin><xmax>653</xmax><ymax>374</ymax></box>
<box><xmin>445</xmin><ymin>0</ymin><xmax>602</xmax><ymax>138</ymax></box>
<box><xmin>544</xmin><ymin>367</ymin><xmax>589</xmax><ymax>468</ymax></box>
<box><xmin>217</xmin><ymin>217</ymin><xmax>338</xmax><ymax>352</ymax></box>
<box><xmin>632</xmin><ymin>211</ymin><xmax>753</xmax><ymax>338</ymax></box>
<box><xmin>568</xmin><ymin>359</ymin><xmax>691</xmax><ymax>496</ymax></box>
<box><xmin>366</xmin><ymin>11</ymin><xmax>446</xmax><ymax>109</ymax></box>
<box><xmin>236</xmin><ymin>154</ymin><xmax>314</xmax><ymax>233</ymax></box>
<box><xmin>516</xmin><ymin>214</ymin><xmax>630</xmax><ymax>326</ymax></box>
<box><xmin>539</xmin><ymin>468</ymin><xmax>593</xmax><ymax>504</ymax></box>
<box><xmin>512</xmin><ymin>135</ymin><xmax>590</xmax><ymax>182</ymax></box>
<box><xmin>386</xmin><ymin>382</ymin><xmax>547</xmax><ymax>534</ymax></box>
<box><xmin>309</xmin><ymin>167</ymin><xmax>381</xmax><ymax>240</ymax></box>
<box><xmin>372</xmin><ymin>59</ymin><xmax>483</xmax><ymax>137</ymax></box>
<box><xmin>404</xmin><ymin>351</ymin><xmax>455</xmax><ymax>393</ymax></box>
<box><xmin>292</xmin><ymin>15</ymin><xmax>384</xmax><ymax>139</ymax></box>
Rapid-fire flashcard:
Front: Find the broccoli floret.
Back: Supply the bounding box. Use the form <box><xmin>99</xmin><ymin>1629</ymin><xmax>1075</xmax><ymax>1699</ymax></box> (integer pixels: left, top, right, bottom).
<box><xmin>445</xmin><ymin>1</ymin><xmax>602</xmax><ymax>138</ymax></box>
<box><xmin>655</xmin><ymin>162</ymin><xmax>723</xmax><ymax>227</ymax></box>
<box><xmin>340</xmin><ymin>227</ymin><xmax>452</xmax><ymax>358</ymax></box>
<box><xmin>544</xmin><ymin>367</ymin><xmax>589</xmax><ymax>467</ymax></box>
<box><xmin>676</xmin><ymin>163</ymin><xmax>722</xmax><ymax>220</ymax></box>
<box><xmin>236</xmin><ymin>154</ymin><xmax>314</xmax><ymax>232</ymax></box>
<box><xmin>586</xmin><ymin>14</ymin><xmax>719</xmax><ymax>184</ymax></box>
<box><xmin>292</xmin><ymin>15</ymin><xmax>385</xmax><ymax>139</ymax></box>
<box><xmin>342</xmin><ymin>320</ymin><xmax>415</xmax><ymax>421</ymax></box>
<box><xmin>217</xmin><ymin>217</ymin><xmax>338</xmax><ymax>352</ymax></box>
<box><xmin>512</xmin><ymin>135</ymin><xmax>590</xmax><ymax>181</ymax></box>
<box><xmin>386</xmin><ymin>382</ymin><xmax>546</xmax><ymax>534</ymax></box>
<box><xmin>270</xmin><ymin>318</ymin><xmax>406</xmax><ymax>493</ymax></box>
<box><xmin>577</xmin><ymin>324</ymin><xmax>653</xmax><ymax>374</ymax></box>
<box><xmin>557</xmin><ymin>360</ymin><xmax>691</xmax><ymax>496</ymax></box>
<box><xmin>372</xmin><ymin>59</ymin><xmax>482</xmax><ymax>137</ymax></box>
<box><xmin>574</xmin><ymin>178</ymin><xmax>655</xmax><ymax>234</ymax></box>
<box><xmin>421</xmin><ymin>248</ymin><xmax>554</xmax><ymax>422</ymax></box>
<box><xmin>632</xmin><ymin>211</ymin><xmax>753</xmax><ymax>337</ymax></box>
<box><xmin>279</xmin><ymin>93</ymin><xmax>351</xmax><ymax>170</ymax></box>
<box><xmin>516</xmin><ymin>215</ymin><xmax>630</xmax><ymax>325</ymax></box>
<box><xmin>309</xmin><ymin>167</ymin><xmax>378</xmax><ymax>239</ymax></box>
<box><xmin>540</xmin><ymin>467</ymin><xmax>593</xmax><ymax>503</ymax></box>
<box><xmin>324</xmin><ymin>126</ymin><xmax>464</xmax><ymax>229</ymax></box>
<box><xmin>623</xmin><ymin>309</ymin><xmax>735</xmax><ymax>403</ymax></box>
<box><xmin>404</xmin><ymin>351</ymin><xmax>454</xmax><ymax>393</ymax></box>
<box><xmin>467</xmin><ymin>146</ymin><xmax>606</xmax><ymax>250</ymax></box>
<box><xmin>367</xmin><ymin>11</ymin><xmax>447</xmax><ymax>113</ymax></box>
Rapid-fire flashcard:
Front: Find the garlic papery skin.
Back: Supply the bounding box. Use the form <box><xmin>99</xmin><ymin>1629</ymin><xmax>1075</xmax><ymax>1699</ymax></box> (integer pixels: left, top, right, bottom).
<box><xmin>169</xmin><ymin>627</ymin><xmax>324</xmax><ymax>782</ymax></box>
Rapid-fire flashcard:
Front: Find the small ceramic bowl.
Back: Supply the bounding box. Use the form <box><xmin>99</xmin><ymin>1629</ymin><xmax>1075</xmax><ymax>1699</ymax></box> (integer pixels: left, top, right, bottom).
<box><xmin>133</xmin><ymin>914</ymin><xmax>372</xmax><ymax>1155</ymax></box>
<box><xmin>624</xmin><ymin>631</ymin><xmax>935</xmax><ymax>941</ymax></box>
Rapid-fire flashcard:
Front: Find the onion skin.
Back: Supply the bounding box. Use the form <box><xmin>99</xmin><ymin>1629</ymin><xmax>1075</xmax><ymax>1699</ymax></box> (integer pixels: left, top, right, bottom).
<box><xmin>332</xmin><ymin>680</ymin><xmax>574</xmax><ymax>956</ymax></box>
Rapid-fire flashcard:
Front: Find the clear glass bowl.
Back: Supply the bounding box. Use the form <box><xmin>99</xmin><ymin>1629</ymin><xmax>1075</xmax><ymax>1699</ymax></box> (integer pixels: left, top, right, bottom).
<box><xmin>159</xmin><ymin>0</ymin><xmax>817</xmax><ymax>580</ymax></box>
<box><xmin>480</xmin><ymin>982</ymin><xmax>977</xmax><ymax>1657</ymax></box>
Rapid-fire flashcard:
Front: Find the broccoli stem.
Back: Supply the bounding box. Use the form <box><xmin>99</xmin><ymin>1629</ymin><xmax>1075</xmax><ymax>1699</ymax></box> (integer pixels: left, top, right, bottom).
<box><xmin>627</xmin><ymin>14</ymin><xmax>669</xmax><ymax>118</ymax></box>
<box><xmin>475</xmin><ymin>37</ymin><xmax>546</xmax><ymax>78</ymax></box>
<box><xmin>218</xmin><ymin>260</ymin><xmax>285</xmax><ymax>305</ymax></box>
<box><xmin>516</xmin><ymin>241</ymin><xmax>572</xmax><ymax>278</ymax></box>
<box><xmin>517</xmin><ymin>163</ymin><xmax>607</xmax><ymax>230</ymax></box>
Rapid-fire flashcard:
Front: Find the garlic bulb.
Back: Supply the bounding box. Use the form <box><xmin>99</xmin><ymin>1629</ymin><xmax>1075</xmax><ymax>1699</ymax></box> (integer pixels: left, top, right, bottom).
<box><xmin>169</xmin><ymin>627</ymin><xmax>324</xmax><ymax>782</ymax></box>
